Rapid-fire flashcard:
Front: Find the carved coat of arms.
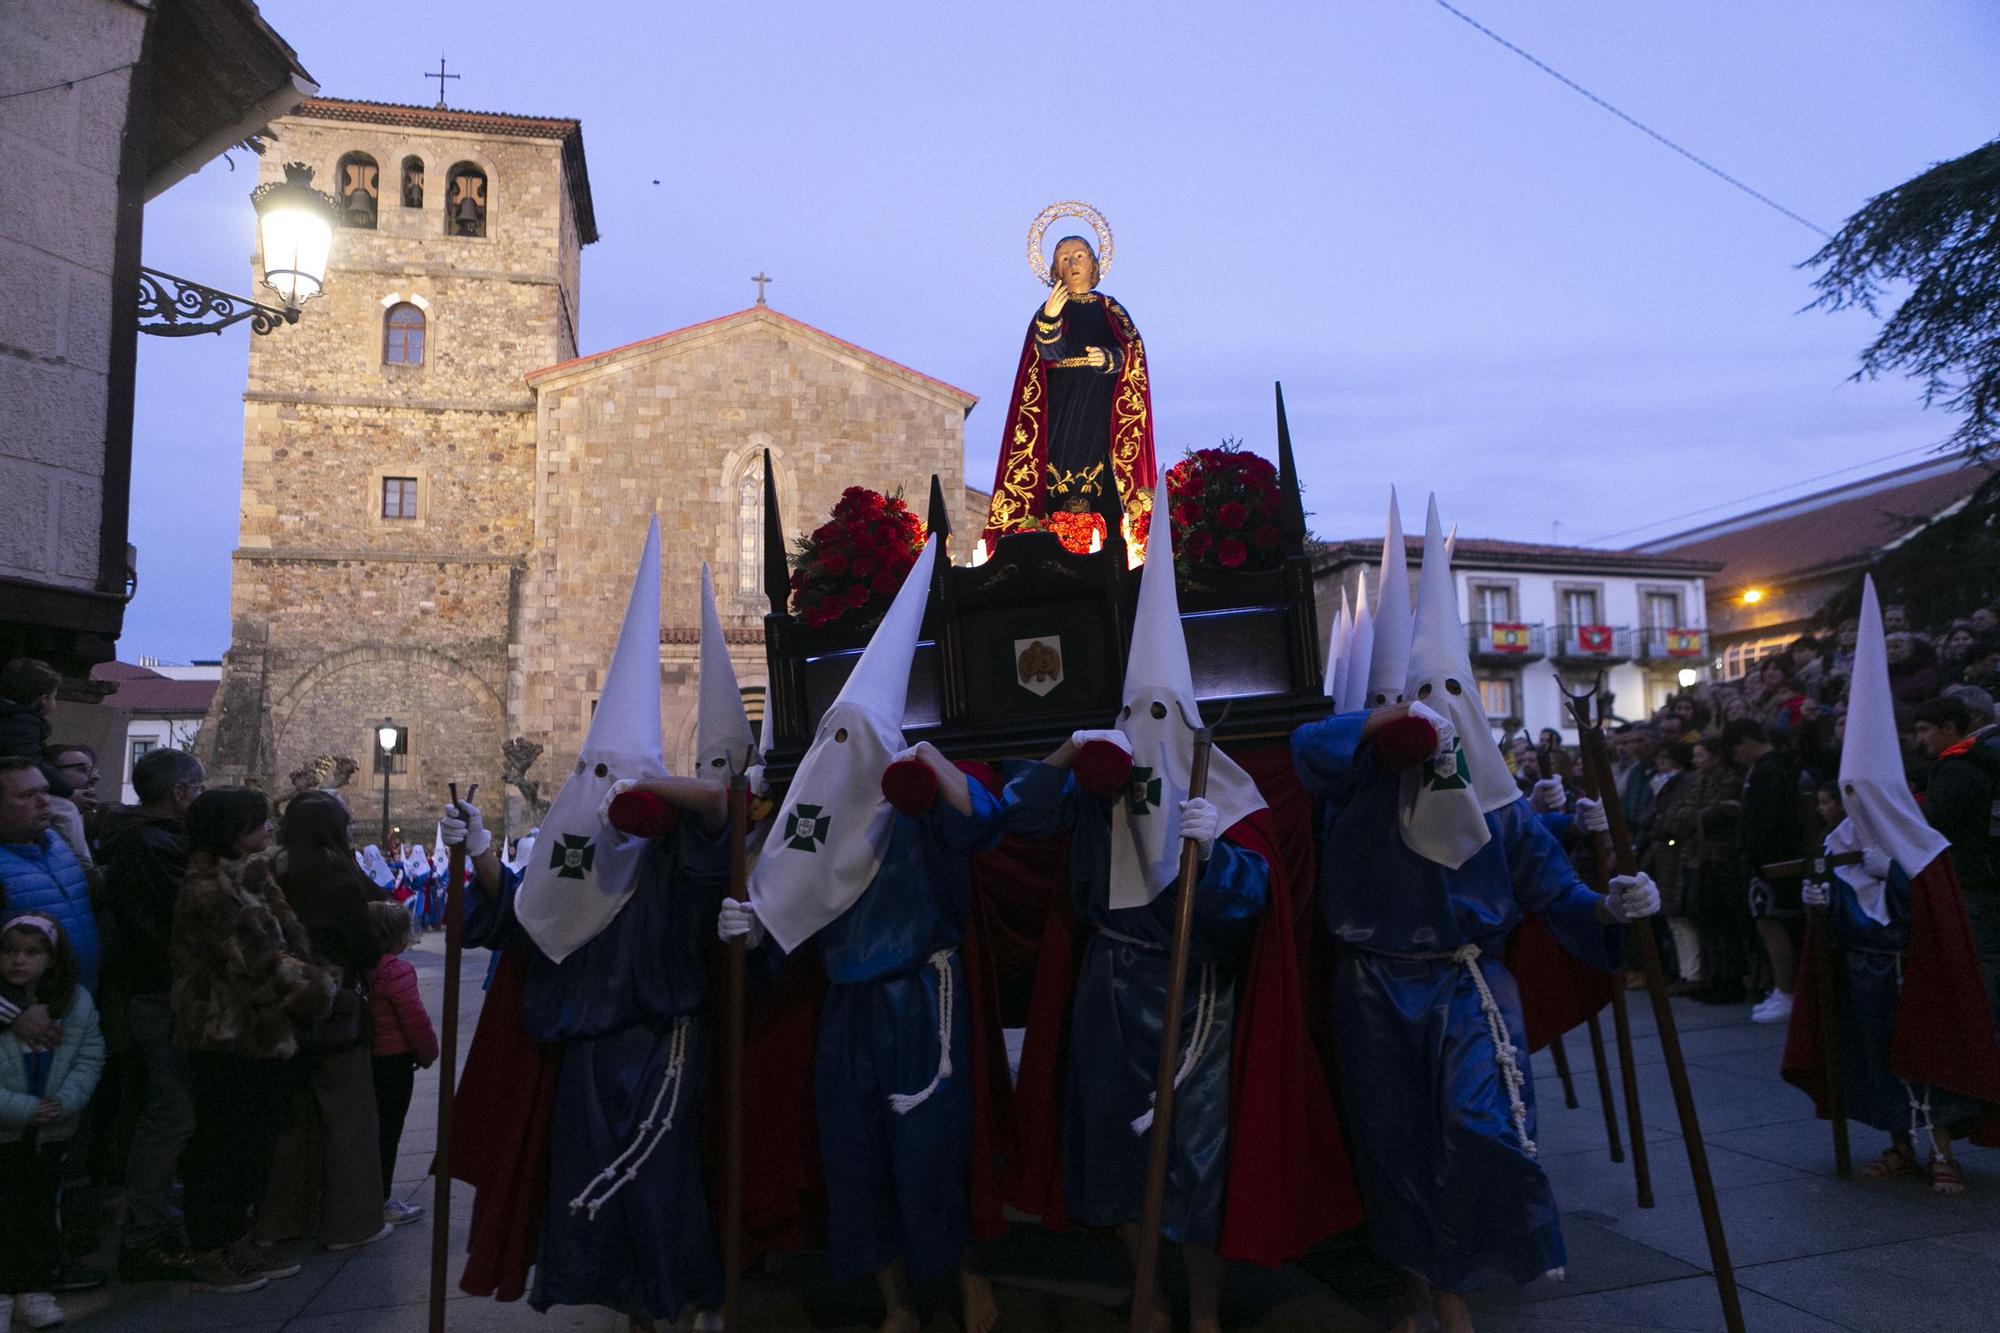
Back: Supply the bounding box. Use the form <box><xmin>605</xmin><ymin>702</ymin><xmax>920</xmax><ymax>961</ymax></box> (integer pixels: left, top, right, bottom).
<box><xmin>1014</xmin><ymin>636</ymin><xmax>1064</xmax><ymax>697</ymax></box>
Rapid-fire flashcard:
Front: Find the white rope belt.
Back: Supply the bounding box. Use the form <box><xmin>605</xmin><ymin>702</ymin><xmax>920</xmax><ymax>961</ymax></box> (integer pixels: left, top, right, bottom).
<box><xmin>1883</xmin><ymin>950</ymin><xmax>1940</xmax><ymax>1143</ymax></box>
<box><xmin>888</xmin><ymin>950</ymin><xmax>955</xmax><ymax>1115</ymax></box>
<box><xmin>568</xmin><ymin>1016</ymin><xmax>691</xmax><ymax>1220</ymax></box>
<box><xmin>1131</xmin><ymin>965</ymin><xmax>1218</xmax><ymax>1135</ymax></box>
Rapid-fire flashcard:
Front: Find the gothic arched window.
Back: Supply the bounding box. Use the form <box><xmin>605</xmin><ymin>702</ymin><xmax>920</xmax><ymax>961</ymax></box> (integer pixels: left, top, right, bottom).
<box><xmin>336</xmin><ymin>151</ymin><xmax>379</xmax><ymax>228</ymax></box>
<box><xmin>736</xmin><ymin>468</ymin><xmax>762</xmax><ymax>594</ymax></box>
<box><xmin>445</xmin><ymin>162</ymin><xmax>487</xmax><ymax>237</ymax></box>
<box><xmin>400</xmin><ymin>155</ymin><xmax>424</xmax><ymax>208</ymax></box>
<box><xmin>383</xmin><ymin>303</ymin><xmax>425</xmax><ymax>365</ymax></box>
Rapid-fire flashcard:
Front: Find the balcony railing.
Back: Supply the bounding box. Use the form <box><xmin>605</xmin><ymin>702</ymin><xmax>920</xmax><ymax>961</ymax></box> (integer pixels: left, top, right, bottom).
<box><xmin>1469</xmin><ymin>620</ymin><xmax>1546</xmax><ymax>664</ymax></box>
<box><xmin>1552</xmin><ymin>623</ymin><xmax>1633</xmax><ymax>665</ymax></box>
<box><xmin>1637</xmin><ymin>626</ymin><xmax>1707</xmax><ymax>663</ymax></box>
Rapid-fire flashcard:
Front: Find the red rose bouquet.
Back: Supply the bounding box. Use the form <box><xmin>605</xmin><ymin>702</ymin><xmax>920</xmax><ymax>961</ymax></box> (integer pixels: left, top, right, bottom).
<box><xmin>788</xmin><ymin>486</ymin><xmax>927</xmax><ymax>630</ymax></box>
<box><xmin>1163</xmin><ymin>442</ymin><xmax>1284</xmax><ymax>575</ymax></box>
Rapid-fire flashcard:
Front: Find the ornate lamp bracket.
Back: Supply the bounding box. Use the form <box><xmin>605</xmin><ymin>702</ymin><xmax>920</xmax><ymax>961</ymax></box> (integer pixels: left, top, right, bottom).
<box><xmin>137</xmin><ymin>266</ymin><xmax>298</xmax><ymax>337</ymax></box>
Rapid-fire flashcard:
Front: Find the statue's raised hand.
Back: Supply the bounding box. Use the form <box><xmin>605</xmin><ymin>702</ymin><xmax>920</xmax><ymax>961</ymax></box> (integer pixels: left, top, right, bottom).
<box><xmin>1042</xmin><ymin>281</ymin><xmax>1068</xmax><ymax>319</ymax></box>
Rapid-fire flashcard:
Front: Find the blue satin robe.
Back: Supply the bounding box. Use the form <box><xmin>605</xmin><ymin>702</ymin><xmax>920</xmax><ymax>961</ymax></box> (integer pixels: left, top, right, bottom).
<box><xmin>802</xmin><ymin>784</ymin><xmax>1003</xmax><ymax>1281</ymax></box>
<box><xmin>1825</xmin><ymin>860</ymin><xmax>1984</xmax><ymax>1137</ymax></box>
<box><xmin>1003</xmin><ymin>760</ymin><xmax>1268</xmax><ymax>1245</ymax></box>
<box><xmin>1293</xmin><ymin>713</ymin><xmax>1617</xmax><ymax>1292</ymax></box>
<box><xmin>463</xmin><ymin>825</ymin><xmax>726</xmax><ymax>1321</ymax></box>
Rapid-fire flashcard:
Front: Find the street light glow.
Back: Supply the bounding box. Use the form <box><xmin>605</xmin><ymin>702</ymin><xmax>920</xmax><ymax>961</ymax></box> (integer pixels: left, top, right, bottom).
<box><xmin>1677</xmin><ymin>667</ymin><xmax>1698</xmax><ymax>689</ymax></box>
<box><xmin>1740</xmin><ymin>588</ymin><xmax>1764</xmax><ymax>605</ymax></box>
<box><xmin>255</xmin><ymin>162</ymin><xmax>337</xmax><ymax>310</ymax></box>
<box><xmin>377</xmin><ymin>723</ymin><xmax>400</xmax><ymax>753</ymax></box>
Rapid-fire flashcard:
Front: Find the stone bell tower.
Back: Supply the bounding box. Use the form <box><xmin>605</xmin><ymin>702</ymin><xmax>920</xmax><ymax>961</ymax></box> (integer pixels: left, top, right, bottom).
<box><xmin>201</xmin><ymin>95</ymin><xmax>595</xmax><ymax>835</ymax></box>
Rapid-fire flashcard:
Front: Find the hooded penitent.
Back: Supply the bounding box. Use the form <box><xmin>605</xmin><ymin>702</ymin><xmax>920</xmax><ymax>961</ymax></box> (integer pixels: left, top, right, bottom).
<box><xmin>360</xmin><ymin>845</ymin><xmax>394</xmax><ymax>890</ymax></box>
<box><xmin>1109</xmin><ymin>479</ymin><xmax>1268</xmax><ymax>911</ymax></box>
<box><xmin>696</xmin><ymin>563</ymin><xmax>758</xmax><ymax>779</ymax></box>
<box><xmin>1364</xmin><ymin>487</ymin><xmax>1412</xmax><ymax>708</ymax></box>
<box><xmin>1340</xmin><ymin>577</ymin><xmax>1374</xmax><ymax>715</ymax></box>
<box><xmin>514</xmin><ymin>518</ymin><xmax>668</xmax><ymax>963</ymax></box>
<box><xmin>1399</xmin><ymin>494</ymin><xmax>1520</xmax><ymax>869</ymax></box>
<box><xmin>751</xmin><ymin>535</ymin><xmax>938</xmax><ymax>953</ymax></box>
<box><xmin>1836</xmin><ymin>575</ymin><xmax>1952</xmax><ymax>924</ymax></box>
<box><xmin>404</xmin><ymin>843</ymin><xmax>431</xmax><ymax>883</ymax></box>
<box><xmin>1324</xmin><ymin>587</ymin><xmax>1351</xmax><ymax>702</ymax></box>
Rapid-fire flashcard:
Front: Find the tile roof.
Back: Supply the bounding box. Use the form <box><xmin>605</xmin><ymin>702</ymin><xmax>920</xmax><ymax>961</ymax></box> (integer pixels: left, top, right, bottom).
<box><xmin>1317</xmin><ymin>535</ymin><xmax>1720</xmax><ymax>577</ymax></box>
<box><xmin>88</xmin><ymin>663</ymin><xmax>218</xmax><ymax>715</ymax></box>
<box><xmin>524</xmin><ymin>306</ymin><xmax>977</xmax><ymax>409</ymax></box>
<box><xmin>1636</xmin><ymin>458</ymin><xmax>1997</xmax><ymax>591</ymax></box>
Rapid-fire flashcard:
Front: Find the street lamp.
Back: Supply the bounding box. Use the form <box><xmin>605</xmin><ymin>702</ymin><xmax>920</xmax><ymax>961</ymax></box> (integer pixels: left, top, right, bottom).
<box><xmin>377</xmin><ymin>718</ymin><xmax>400</xmax><ymax>848</ymax></box>
<box><xmin>1676</xmin><ymin>667</ymin><xmax>1699</xmax><ymax>689</ymax></box>
<box><xmin>138</xmin><ymin>161</ymin><xmax>337</xmax><ymax>337</ymax></box>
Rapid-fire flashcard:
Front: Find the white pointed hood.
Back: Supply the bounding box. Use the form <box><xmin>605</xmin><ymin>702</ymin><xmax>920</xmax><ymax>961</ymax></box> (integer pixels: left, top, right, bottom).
<box><xmin>360</xmin><ymin>844</ymin><xmax>394</xmax><ymax>889</ymax></box>
<box><xmin>1324</xmin><ymin>588</ymin><xmax>1351</xmax><ymax>701</ymax></box>
<box><xmin>515</xmin><ymin>518</ymin><xmax>668</xmax><ymax>962</ymax></box>
<box><xmin>696</xmin><ymin>564</ymin><xmax>758</xmax><ymax>779</ymax></box>
<box><xmin>1365</xmin><ymin>488</ymin><xmax>1413</xmax><ymax>707</ymax></box>
<box><xmin>1837</xmin><ymin>576</ymin><xmax>1949</xmax><ymax>915</ymax></box>
<box><xmin>1341</xmin><ymin>578</ymin><xmax>1375</xmax><ymax>714</ymax></box>
<box><xmin>1109</xmin><ymin>480</ymin><xmax>1268</xmax><ymax>911</ymax></box>
<box><xmin>751</xmin><ymin>535</ymin><xmax>938</xmax><ymax>953</ymax></box>
<box><xmin>1399</xmin><ymin>495</ymin><xmax>1519</xmax><ymax>868</ymax></box>
<box><xmin>404</xmin><ymin>843</ymin><xmax>431</xmax><ymax>881</ymax></box>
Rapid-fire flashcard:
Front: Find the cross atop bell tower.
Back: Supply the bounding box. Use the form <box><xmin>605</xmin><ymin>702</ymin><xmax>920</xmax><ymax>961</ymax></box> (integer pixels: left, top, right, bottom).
<box><xmin>424</xmin><ymin>56</ymin><xmax>459</xmax><ymax>108</ymax></box>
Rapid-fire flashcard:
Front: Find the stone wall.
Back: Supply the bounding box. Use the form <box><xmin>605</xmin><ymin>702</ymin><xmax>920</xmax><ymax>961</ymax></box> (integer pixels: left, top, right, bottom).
<box><xmin>0</xmin><ymin>0</ymin><xmax>146</xmax><ymax>591</ymax></box>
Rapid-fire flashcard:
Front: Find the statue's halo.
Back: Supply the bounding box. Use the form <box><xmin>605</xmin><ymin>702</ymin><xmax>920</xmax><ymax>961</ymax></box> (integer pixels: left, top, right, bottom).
<box><xmin>1028</xmin><ymin>200</ymin><xmax>1114</xmax><ymax>285</ymax></box>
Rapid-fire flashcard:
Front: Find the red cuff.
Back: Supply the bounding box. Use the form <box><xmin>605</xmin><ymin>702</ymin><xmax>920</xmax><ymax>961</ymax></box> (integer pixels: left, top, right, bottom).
<box><xmin>1074</xmin><ymin>739</ymin><xmax>1134</xmax><ymax>797</ymax></box>
<box><xmin>1373</xmin><ymin>716</ymin><xmax>1438</xmax><ymax>771</ymax></box>
<box><xmin>607</xmin><ymin>789</ymin><xmax>679</xmax><ymax>838</ymax></box>
<box><xmin>882</xmin><ymin>759</ymin><xmax>938</xmax><ymax>815</ymax></box>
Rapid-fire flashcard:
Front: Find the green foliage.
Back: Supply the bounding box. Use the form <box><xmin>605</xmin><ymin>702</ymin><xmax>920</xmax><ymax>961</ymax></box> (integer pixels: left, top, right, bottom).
<box><xmin>1806</xmin><ymin>138</ymin><xmax>2000</xmax><ymax>460</ymax></box>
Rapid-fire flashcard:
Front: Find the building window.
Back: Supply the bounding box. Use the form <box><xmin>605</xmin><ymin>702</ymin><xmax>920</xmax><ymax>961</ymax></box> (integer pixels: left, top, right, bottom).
<box><xmin>1560</xmin><ymin>587</ymin><xmax>1601</xmax><ymax>626</ymax></box>
<box><xmin>400</xmin><ymin>155</ymin><xmax>424</xmax><ymax>208</ymax></box>
<box><xmin>381</xmin><ymin>476</ymin><xmax>419</xmax><ymax>519</ymax></box>
<box><xmin>1643</xmin><ymin>590</ymin><xmax>1683</xmax><ymax>629</ymax></box>
<box><xmin>129</xmin><ymin>737</ymin><xmax>156</xmax><ymax>770</ymax></box>
<box><xmin>1720</xmin><ymin>635</ymin><xmax>1794</xmax><ymax>681</ymax></box>
<box><xmin>1471</xmin><ymin>582</ymin><xmax>1516</xmax><ymax>623</ymax></box>
<box><xmin>336</xmin><ymin>151</ymin><xmax>379</xmax><ymax>228</ymax></box>
<box><xmin>737</xmin><ymin>469</ymin><xmax>762</xmax><ymax>593</ymax></box>
<box><xmin>446</xmin><ymin>162</ymin><xmax>487</xmax><ymax>237</ymax></box>
<box><xmin>383</xmin><ymin>303</ymin><xmax>425</xmax><ymax>364</ymax></box>
<box><xmin>1476</xmin><ymin>675</ymin><xmax>1519</xmax><ymax>726</ymax></box>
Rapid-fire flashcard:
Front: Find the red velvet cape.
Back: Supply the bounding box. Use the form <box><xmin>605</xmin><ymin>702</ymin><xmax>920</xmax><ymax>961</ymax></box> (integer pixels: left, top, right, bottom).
<box><xmin>1782</xmin><ymin>855</ymin><xmax>2000</xmax><ymax>1146</ymax></box>
<box><xmin>1506</xmin><ymin>914</ymin><xmax>1616</xmax><ymax>1055</ymax></box>
<box><xmin>980</xmin><ymin>292</ymin><xmax>1157</xmax><ymax>548</ymax></box>
<box><xmin>1004</xmin><ymin>749</ymin><xmax>1363</xmax><ymax>1265</ymax></box>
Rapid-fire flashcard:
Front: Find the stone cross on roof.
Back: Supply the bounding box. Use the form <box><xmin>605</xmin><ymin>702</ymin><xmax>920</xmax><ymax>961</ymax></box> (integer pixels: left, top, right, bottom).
<box><xmin>752</xmin><ymin>271</ymin><xmax>772</xmax><ymax>306</ymax></box>
<box><xmin>425</xmin><ymin>56</ymin><xmax>460</xmax><ymax>109</ymax></box>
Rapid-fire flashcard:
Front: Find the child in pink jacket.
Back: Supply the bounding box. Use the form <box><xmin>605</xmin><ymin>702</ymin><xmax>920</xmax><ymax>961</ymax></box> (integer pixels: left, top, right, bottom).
<box><xmin>366</xmin><ymin>900</ymin><xmax>437</xmax><ymax>1226</ymax></box>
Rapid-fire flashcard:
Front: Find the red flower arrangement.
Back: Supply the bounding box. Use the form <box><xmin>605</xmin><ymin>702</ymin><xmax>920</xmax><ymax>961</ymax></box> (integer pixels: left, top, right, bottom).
<box><xmin>788</xmin><ymin>486</ymin><xmax>927</xmax><ymax>630</ymax></box>
<box><xmin>1163</xmin><ymin>442</ymin><xmax>1284</xmax><ymax>574</ymax></box>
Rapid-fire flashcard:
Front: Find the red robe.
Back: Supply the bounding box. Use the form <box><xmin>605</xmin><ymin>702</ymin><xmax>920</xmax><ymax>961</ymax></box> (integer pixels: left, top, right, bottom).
<box><xmin>1006</xmin><ymin>747</ymin><xmax>1364</xmax><ymax>1264</ymax></box>
<box><xmin>980</xmin><ymin>292</ymin><xmax>1157</xmax><ymax>549</ymax></box>
<box><xmin>1782</xmin><ymin>855</ymin><xmax>2000</xmax><ymax>1146</ymax></box>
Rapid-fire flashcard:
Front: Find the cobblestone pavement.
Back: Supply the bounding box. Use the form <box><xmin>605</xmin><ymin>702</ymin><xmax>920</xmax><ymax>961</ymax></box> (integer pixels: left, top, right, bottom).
<box><xmin>56</xmin><ymin>941</ymin><xmax>1998</xmax><ymax>1331</ymax></box>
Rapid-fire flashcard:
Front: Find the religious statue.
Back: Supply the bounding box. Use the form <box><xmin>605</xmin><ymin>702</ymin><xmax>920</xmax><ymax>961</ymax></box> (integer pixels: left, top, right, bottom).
<box><xmin>981</xmin><ymin>202</ymin><xmax>1157</xmax><ymax>556</ymax></box>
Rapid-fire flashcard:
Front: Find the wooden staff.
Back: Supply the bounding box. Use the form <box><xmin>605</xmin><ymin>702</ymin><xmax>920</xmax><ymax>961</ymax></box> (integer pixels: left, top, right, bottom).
<box><xmin>723</xmin><ymin>775</ymin><xmax>750</xmax><ymax>1330</ymax></box>
<box><xmin>1761</xmin><ymin>849</ymin><xmax>1862</xmax><ymax>1179</ymax></box>
<box><xmin>1603</xmin><ymin>941</ymin><xmax>1653</xmax><ymax>1207</ymax></box>
<box><xmin>1583</xmin><ymin>1013</ymin><xmax>1624</xmax><ymax>1162</ymax></box>
<box><xmin>1130</xmin><ymin>716</ymin><xmax>1217</xmax><ymax>1333</ymax></box>
<box><xmin>1548</xmin><ymin>1029</ymin><xmax>1579</xmax><ymax>1109</ymax></box>
<box><xmin>430</xmin><ymin>781</ymin><xmax>475</xmax><ymax>1333</ymax></box>
<box><xmin>1569</xmin><ymin>701</ymin><xmax>1743</xmax><ymax>1333</ymax></box>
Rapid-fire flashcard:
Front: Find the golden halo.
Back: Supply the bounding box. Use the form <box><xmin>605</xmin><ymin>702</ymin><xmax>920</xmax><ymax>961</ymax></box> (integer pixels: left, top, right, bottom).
<box><xmin>1028</xmin><ymin>200</ymin><xmax>1113</xmax><ymax>285</ymax></box>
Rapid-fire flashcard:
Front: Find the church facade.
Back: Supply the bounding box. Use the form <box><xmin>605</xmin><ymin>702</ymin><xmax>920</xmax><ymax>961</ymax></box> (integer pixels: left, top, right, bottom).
<box><xmin>200</xmin><ymin>96</ymin><xmax>982</xmax><ymax>834</ymax></box>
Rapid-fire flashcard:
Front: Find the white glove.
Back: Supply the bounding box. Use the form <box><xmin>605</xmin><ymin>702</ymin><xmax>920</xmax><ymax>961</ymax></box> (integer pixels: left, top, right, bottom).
<box><xmin>1574</xmin><ymin>796</ymin><xmax>1609</xmax><ymax>833</ymax></box>
<box><xmin>1801</xmin><ymin>879</ymin><xmax>1831</xmax><ymax>909</ymax></box>
<box><xmin>891</xmin><ymin>744</ymin><xmax>930</xmax><ymax>766</ymax></box>
<box><xmin>1179</xmin><ymin>796</ymin><xmax>1219</xmax><ymax>860</ymax></box>
<box><xmin>1861</xmin><ymin>848</ymin><xmax>1893</xmax><ymax>879</ymax></box>
<box><xmin>1406</xmin><ymin>700</ymin><xmax>1456</xmax><ymax>757</ymax></box>
<box><xmin>439</xmin><ymin>802</ymin><xmax>491</xmax><ymax>858</ymax></box>
<box><xmin>1071</xmin><ymin>729</ymin><xmax>1132</xmax><ymax>755</ymax></box>
<box><xmin>1530</xmin><ymin>778</ymin><xmax>1567</xmax><ymax>814</ymax></box>
<box><xmin>596</xmin><ymin>778</ymin><xmax>638</xmax><ymax>826</ymax></box>
<box><xmin>744</xmin><ymin>764</ymin><xmax>768</xmax><ymax>798</ymax></box>
<box><xmin>1605</xmin><ymin>872</ymin><xmax>1661</xmax><ymax>922</ymax></box>
<box><xmin>717</xmin><ymin>897</ymin><xmax>765</xmax><ymax>947</ymax></box>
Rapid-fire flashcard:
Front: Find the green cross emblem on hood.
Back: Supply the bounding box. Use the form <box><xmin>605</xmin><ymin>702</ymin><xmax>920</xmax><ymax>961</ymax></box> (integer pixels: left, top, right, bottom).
<box><xmin>1126</xmin><ymin>766</ymin><xmax>1164</xmax><ymax>818</ymax></box>
<box><xmin>1421</xmin><ymin>740</ymin><xmax>1471</xmax><ymax>792</ymax></box>
<box><xmin>786</xmin><ymin>804</ymin><xmax>831</xmax><ymax>853</ymax></box>
<box><xmin>550</xmin><ymin>833</ymin><xmax>596</xmax><ymax>880</ymax></box>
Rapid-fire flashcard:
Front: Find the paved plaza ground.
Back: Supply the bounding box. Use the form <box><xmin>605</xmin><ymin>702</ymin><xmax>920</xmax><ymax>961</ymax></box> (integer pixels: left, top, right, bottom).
<box><xmin>51</xmin><ymin>938</ymin><xmax>2000</xmax><ymax>1332</ymax></box>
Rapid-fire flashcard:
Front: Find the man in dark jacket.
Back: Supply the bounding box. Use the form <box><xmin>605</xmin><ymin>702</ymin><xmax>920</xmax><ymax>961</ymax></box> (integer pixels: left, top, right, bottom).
<box><xmin>98</xmin><ymin>748</ymin><xmax>205</xmax><ymax>1280</ymax></box>
<box><xmin>0</xmin><ymin>659</ymin><xmax>58</xmax><ymax>761</ymax></box>
<box><xmin>1915</xmin><ymin>696</ymin><xmax>2000</xmax><ymax>1026</ymax></box>
<box><xmin>1726</xmin><ymin>719</ymin><xmax>1805</xmax><ymax>1024</ymax></box>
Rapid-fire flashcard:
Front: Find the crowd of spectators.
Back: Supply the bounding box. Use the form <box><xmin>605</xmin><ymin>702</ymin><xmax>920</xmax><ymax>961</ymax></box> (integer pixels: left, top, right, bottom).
<box><xmin>1513</xmin><ymin>597</ymin><xmax>2000</xmax><ymax>1030</ymax></box>
<box><xmin>0</xmin><ymin>658</ymin><xmax>438</xmax><ymax>1323</ymax></box>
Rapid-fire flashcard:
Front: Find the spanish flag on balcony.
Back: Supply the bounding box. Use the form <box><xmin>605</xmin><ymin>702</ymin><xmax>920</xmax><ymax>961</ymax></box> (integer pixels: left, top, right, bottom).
<box><xmin>1666</xmin><ymin>628</ymin><xmax>1704</xmax><ymax>658</ymax></box>
<box><xmin>1575</xmin><ymin>624</ymin><xmax>1614</xmax><ymax>654</ymax></box>
<box><xmin>1490</xmin><ymin>622</ymin><xmax>1531</xmax><ymax>653</ymax></box>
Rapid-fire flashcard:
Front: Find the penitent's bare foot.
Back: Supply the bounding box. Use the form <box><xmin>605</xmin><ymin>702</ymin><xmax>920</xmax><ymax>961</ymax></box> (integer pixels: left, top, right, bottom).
<box><xmin>961</xmin><ymin>1266</ymin><xmax>1000</xmax><ymax>1333</ymax></box>
<box><xmin>877</xmin><ymin>1309</ymin><xmax>922</xmax><ymax>1333</ymax></box>
<box><xmin>1434</xmin><ymin>1290</ymin><xmax>1475</xmax><ymax>1333</ymax></box>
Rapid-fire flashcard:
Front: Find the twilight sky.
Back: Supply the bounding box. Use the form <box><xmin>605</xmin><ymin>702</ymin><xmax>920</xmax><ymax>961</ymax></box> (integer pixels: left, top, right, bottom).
<box><xmin>126</xmin><ymin>0</ymin><xmax>2000</xmax><ymax>661</ymax></box>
